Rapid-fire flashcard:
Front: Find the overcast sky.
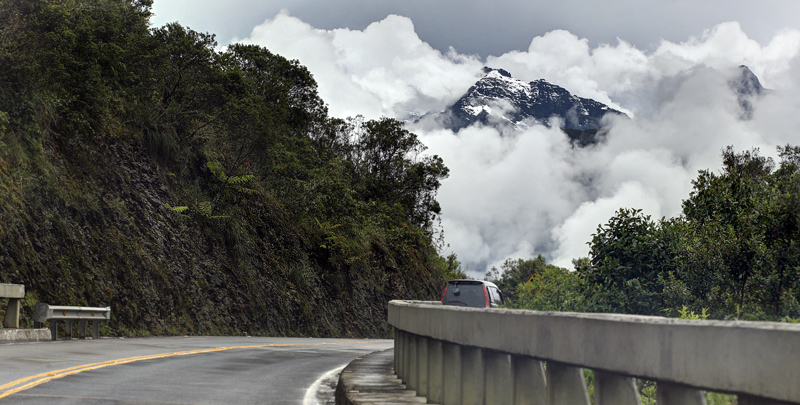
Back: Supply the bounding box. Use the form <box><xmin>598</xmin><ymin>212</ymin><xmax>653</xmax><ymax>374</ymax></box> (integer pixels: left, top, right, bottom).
<box><xmin>150</xmin><ymin>0</ymin><xmax>800</xmax><ymax>57</ymax></box>
<box><xmin>149</xmin><ymin>1</ymin><xmax>800</xmax><ymax>276</ymax></box>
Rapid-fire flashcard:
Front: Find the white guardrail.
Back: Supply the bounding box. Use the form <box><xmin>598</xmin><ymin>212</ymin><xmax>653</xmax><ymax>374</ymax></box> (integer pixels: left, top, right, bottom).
<box><xmin>34</xmin><ymin>302</ymin><xmax>111</xmax><ymax>340</ymax></box>
<box><xmin>388</xmin><ymin>300</ymin><xmax>800</xmax><ymax>405</ymax></box>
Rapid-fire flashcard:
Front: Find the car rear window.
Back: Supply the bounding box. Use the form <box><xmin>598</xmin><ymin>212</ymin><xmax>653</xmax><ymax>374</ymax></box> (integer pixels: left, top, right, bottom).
<box><xmin>442</xmin><ymin>282</ymin><xmax>487</xmax><ymax>307</ymax></box>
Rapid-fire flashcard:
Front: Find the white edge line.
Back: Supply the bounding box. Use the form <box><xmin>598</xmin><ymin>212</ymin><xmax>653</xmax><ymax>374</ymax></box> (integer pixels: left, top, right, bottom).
<box><xmin>302</xmin><ymin>364</ymin><xmax>347</xmax><ymax>405</ymax></box>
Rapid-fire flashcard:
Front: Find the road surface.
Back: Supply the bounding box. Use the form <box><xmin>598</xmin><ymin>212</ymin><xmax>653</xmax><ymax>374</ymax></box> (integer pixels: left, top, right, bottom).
<box><xmin>0</xmin><ymin>336</ymin><xmax>392</xmax><ymax>404</ymax></box>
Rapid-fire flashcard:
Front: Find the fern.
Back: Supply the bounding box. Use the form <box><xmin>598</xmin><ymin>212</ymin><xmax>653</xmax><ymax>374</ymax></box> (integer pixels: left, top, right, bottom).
<box><xmin>206</xmin><ymin>161</ymin><xmax>227</xmax><ymax>182</ymax></box>
<box><xmin>164</xmin><ymin>204</ymin><xmax>189</xmax><ymax>213</ymax></box>
<box><xmin>228</xmin><ymin>174</ymin><xmax>254</xmax><ymax>184</ymax></box>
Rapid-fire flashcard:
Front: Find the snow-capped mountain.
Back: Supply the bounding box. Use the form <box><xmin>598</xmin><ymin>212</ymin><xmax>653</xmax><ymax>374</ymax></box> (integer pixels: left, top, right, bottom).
<box><xmin>420</xmin><ymin>66</ymin><xmax>767</xmax><ymax>145</ymax></box>
<box><xmin>436</xmin><ymin>67</ymin><xmax>625</xmax><ymax>143</ymax></box>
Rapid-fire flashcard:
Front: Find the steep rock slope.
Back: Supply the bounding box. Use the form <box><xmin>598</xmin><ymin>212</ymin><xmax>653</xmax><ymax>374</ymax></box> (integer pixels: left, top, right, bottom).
<box><xmin>0</xmin><ymin>0</ymin><xmax>453</xmax><ymax>339</ymax></box>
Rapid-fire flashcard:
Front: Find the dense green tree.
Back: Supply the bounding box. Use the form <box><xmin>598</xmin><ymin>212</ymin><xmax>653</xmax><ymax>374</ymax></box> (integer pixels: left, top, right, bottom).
<box><xmin>580</xmin><ymin>146</ymin><xmax>800</xmax><ymax>320</ymax></box>
<box><xmin>678</xmin><ymin>146</ymin><xmax>800</xmax><ymax>319</ymax></box>
<box><xmin>0</xmin><ymin>0</ymin><xmax>453</xmax><ymax>338</ymax></box>
<box><xmin>343</xmin><ymin>116</ymin><xmax>449</xmax><ymax>231</ymax></box>
<box><xmin>579</xmin><ymin>209</ymin><xmax>682</xmax><ymax>315</ymax></box>
<box><xmin>485</xmin><ymin>255</ymin><xmax>557</xmax><ymax>303</ymax></box>
<box><xmin>514</xmin><ymin>265</ymin><xmax>591</xmax><ymax>312</ymax></box>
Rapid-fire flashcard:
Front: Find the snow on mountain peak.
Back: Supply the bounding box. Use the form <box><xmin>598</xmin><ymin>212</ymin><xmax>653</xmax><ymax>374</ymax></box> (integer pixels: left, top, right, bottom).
<box><xmin>437</xmin><ymin>67</ymin><xmax>626</xmax><ymax>144</ymax></box>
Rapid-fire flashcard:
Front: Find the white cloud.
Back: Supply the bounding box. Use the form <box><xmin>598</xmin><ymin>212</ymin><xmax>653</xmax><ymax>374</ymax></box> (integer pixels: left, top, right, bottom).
<box><xmin>239</xmin><ymin>15</ymin><xmax>800</xmax><ymax>278</ymax></box>
<box><xmin>551</xmin><ymin>181</ymin><xmax>663</xmax><ymax>268</ymax></box>
<box><xmin>240</xmin><ymin>11</ymin><xmax>483</xmax><ymax>119</ymax></box>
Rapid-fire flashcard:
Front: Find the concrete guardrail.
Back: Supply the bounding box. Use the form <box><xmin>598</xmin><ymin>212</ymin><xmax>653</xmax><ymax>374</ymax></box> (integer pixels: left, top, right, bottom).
<box><xmin>388</xmin><ymin>300</ymin><xmax>800</xmax><ymax>405</ymax></box>
<box><xmin>34</xmin><ymin>302</ymin><xmax>111</xmax><ymax>340</ymax></box>
<box><xmin>0</xmin><ymin>283</ymin><xmax>25</xmax><ymax>329</ymax></box>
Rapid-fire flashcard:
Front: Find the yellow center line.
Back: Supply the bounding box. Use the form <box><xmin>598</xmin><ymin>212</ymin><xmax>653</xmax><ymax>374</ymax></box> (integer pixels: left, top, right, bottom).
<box><xmin>0</xmin><ymin>340</ymin><xmax>390</xmax><ymax>399</ymax></box>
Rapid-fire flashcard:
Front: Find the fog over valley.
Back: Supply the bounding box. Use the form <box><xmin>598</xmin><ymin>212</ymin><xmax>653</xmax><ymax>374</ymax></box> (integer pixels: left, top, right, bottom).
<box><xmin>233</xmin><ymin>13</ymin><xmax>800</xmax><ymax>277</ymax></box>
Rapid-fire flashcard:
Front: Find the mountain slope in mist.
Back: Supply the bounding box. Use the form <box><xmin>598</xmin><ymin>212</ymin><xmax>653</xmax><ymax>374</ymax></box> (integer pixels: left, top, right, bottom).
<box><xmin>730</xmin><ymin>65</ymin><xmax>768</xmax><ymax>119</ymax></box>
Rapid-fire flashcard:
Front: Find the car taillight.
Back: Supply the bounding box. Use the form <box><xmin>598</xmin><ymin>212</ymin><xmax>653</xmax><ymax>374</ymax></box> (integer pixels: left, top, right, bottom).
<box><xmin>483</xmin><ymin>285</ymin><xmax>490</xmax><ymax>307</ymax></box>
<box><xmin>441</xmin><ymin>285</ymin><xmax>448</xmax><ymax>302</ymax></box>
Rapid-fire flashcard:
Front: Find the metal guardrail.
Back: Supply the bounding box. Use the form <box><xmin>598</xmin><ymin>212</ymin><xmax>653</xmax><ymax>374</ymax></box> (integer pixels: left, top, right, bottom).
<box><xmin>34</xmin><ymin>303</ymin><xmax>111</xmax><ymax>341</ymax></box>
<box><xmin>0</xmin><ymin>283</ymin><xmax>25</xmax><ymax>329</ymax></box>
<box><xmin>388</xmin><ymin>300</ymin><xmax>800</xmax><ymax>405</ymax></box>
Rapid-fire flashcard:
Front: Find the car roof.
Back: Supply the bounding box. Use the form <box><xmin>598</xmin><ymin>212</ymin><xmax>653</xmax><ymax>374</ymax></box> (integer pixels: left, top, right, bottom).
<box><xmin>446</xmin><ymin>279</ymin><xmax>500</xmax><ymax>288</ymax></box>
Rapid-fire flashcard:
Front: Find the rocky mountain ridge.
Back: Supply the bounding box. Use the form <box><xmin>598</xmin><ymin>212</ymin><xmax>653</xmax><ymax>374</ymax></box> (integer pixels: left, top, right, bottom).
<box><xmin>425</xmin><ymin>65</ymin><xmax>767</xmax><ymax>145</ymax></box>
<box><xmin>431</xmin><ymin>67</ymin><xmax>625</xmax><ymax>145</ymax></box>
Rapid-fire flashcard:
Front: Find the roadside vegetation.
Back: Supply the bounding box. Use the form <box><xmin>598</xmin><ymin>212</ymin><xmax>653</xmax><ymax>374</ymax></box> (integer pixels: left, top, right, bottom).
<box><xmin>485</xmin><ymin>146</ymin><xmax>800</xmax><ymax>404</ymax></box>
<box><xmin>487</xmin><ymin>146</ymin><xmax>800</xmax><ymax>322</ymax></box>
<box><xmin>0</xmin><ymin>0</ymin><xmax>463</xmax><ymax>337</ymax></box>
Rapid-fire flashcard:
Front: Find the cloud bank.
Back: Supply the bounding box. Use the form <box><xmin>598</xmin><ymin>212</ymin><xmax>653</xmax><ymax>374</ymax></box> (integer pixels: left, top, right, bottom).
<box><xmin>241</xmin><ymin>13</ymin><xmax>800</xmax><ymax>276</ymax></box>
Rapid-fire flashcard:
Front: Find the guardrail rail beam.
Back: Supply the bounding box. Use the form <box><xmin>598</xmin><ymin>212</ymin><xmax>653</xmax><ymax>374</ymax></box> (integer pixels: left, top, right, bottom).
<box><xmin>595</xmin><ymin>370</ymin><xmax>641</xmax><ymax>405</ymax></box>
<box><xmin>34</xmin><ymin>303</ymin><xmax>111</xmax><ymax>340</ymax></box>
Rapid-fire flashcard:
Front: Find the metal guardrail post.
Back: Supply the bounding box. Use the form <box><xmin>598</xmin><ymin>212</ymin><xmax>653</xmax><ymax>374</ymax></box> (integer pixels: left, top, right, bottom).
<box><xmin>546</xmin><ymin>361</ymin><xmax>591</xmax><ymax>405</ymax></box>
<box><xmin>595</xmin><ymin>370</ymin><xmax>641</xmax><ymax>405</ymax></box>
<box><xmin>442</xmin><ymin>341</ymin><xmax>462</xmax><ymax>405</ymax></box>
<box><xmin>48</xmin><ymin>317</ymin><xmax>58</xmax><ymax>339</ymax></box>
<box><xmin>657</xmin><ymin>382</ymin><xmax>706</xmax><ymax>405</ymax></box>
<box><xmin>512</xmin><ymin>355</ymin><xmax>547</xmax><ymax>405</ymax></box>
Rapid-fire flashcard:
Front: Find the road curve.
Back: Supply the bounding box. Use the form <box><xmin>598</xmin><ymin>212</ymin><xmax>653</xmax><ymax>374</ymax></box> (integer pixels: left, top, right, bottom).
<box><xmin>0</xmin><ymin>336</ymin><xmax>392</xmax><ymax>404</ymax></box>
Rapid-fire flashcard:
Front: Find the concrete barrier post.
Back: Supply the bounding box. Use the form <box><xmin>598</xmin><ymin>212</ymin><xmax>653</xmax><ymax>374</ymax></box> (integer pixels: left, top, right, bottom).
<box><xmin>427</xmin><ymin>338</ymin><xmax>444</xmax><ymax>403</ymax></box>
<box><xmin>442</xmin><ymin>342</ymin><xmax>462</xmax><ymax>405</ymax></box>
<box><xmin>395</xmin><ymin>329</ymin><xmax>405</xmax><ymax>380</ymax></box>
<box><xmin>0</xmin><ymin>283</ymin><xmax>24</xmax><ymax>329</ymax></box>
<box><xmin>656</xmin><ymin>382</ymin><xmax>706</xmax><ymax>405</ymax></box>
<box><xmin>402</xmin><ymin>330</ymin><xmax>411</xmax><ymax>381</ymax></box>
<box><xmin>461</xmin><ymin>346</ymin><xmax>485</xmax><ymax>405</ymax></box>
<box><xmin>485</xmin><ymin>350</ymin><xmax>513</xmax><ymax>404</ymax></box>
<box><xmin>393</xmin><ymin>329</ymin><xmax>400</xmax><ymax>378</ymax></box>
<box><xmin>407</xmin><ymin>333</ymin><xmax>418</xmax><ymax>390</ymax></box>
<box><xmin>417</xmin><ymin>335</ymin><xmax>429</xmax><ymax>397</ymax></box>
<box><xmin>546</xmin><ymin>361</ymin><xmax>591</xmax><ymax>405</ymax></box>
<box><xmin>594</xmin><ymin>370</ymin><xmax>641</xmax><ymax>405</ymax></box>
<box><xmin>394</xmin><ymin>329</ymin><xmax>401</xmax><ymax>379</ymax></box>
<box><xmin>512</xmin><ymin>355</ymin><xmax>547</xmax><ymax>405</ymax></box>
<box><xmin>3</xmin><ymin>298</ymin><xmax>21</xmax><ymax>329</ymax></box>
<box><xmin>739</xmin><ymin>394</ymin><xmax>795</xmax><ymax>405</ymax></box>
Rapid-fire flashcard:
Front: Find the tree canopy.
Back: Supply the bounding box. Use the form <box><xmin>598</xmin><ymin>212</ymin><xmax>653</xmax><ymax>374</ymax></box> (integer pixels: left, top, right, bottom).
<box><xmin>576</xmin><ymin>146</ymin><xmax>800</xmax><ymax>320</ymax></box>
<box><xmin>0</xmin><ymin>0</ymin><xmax>456</xmax><ymax>337</ymax></box>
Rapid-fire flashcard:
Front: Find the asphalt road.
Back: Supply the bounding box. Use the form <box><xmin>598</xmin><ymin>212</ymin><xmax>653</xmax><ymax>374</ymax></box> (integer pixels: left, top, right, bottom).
<box><xmin>0</xmin><ymin>336</ymin><xmax>392</xmax><ymax>404</ymax></box>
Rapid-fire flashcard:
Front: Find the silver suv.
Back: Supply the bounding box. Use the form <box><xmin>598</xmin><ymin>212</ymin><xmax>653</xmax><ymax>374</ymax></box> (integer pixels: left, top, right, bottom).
<box><xmin>440</xmin><ymin>280</ymin><xmax>504</xmax><ymax>308</ymax></box>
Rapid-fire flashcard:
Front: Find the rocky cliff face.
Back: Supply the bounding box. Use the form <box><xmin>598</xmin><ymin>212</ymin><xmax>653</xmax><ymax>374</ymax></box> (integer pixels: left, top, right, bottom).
<box><xmin>1</xmin><ymin>136</ymin><xmax>443</xmax><ymax>338</ymax></box>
